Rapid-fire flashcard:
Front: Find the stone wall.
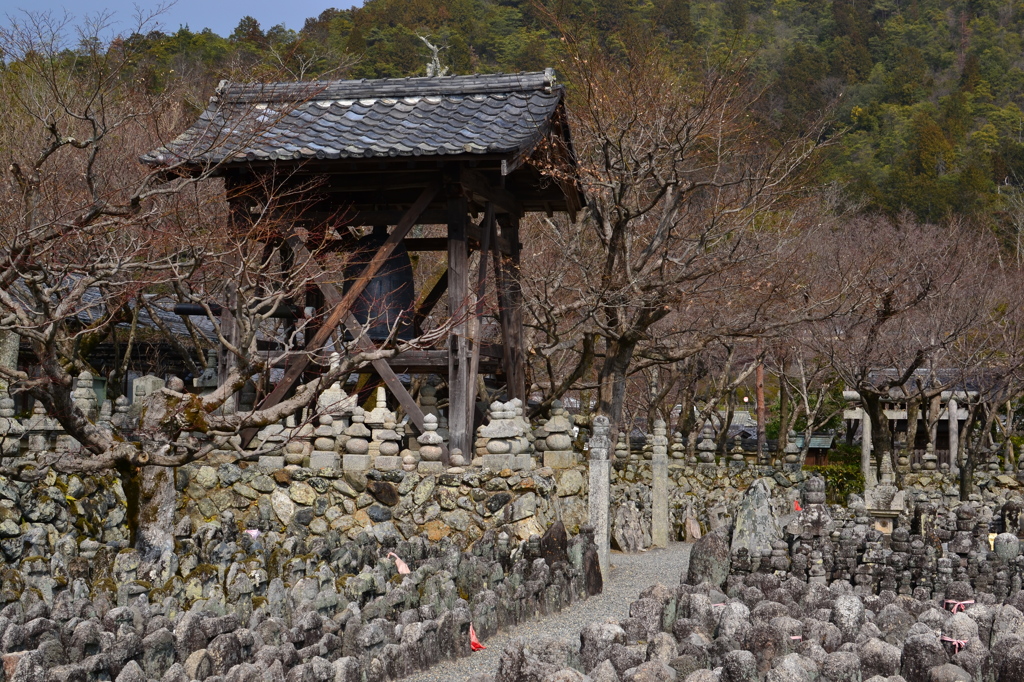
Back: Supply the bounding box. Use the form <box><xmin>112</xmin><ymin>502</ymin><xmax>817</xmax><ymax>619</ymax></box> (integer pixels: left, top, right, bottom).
<box><xmin>0</xmin><ymin>487</ymin><xmax>601</xmax><ymax>682</ymax></box>
<box><xmin>174</xmin><ymin>461</ymin><xmax>591</xmax><ymax>547</ymax></box>
<box><xmin>610</xmin><ymin>461</ymin><xmax>808</xmax><ymax>552</ymax></box>
<box><xmin>0</xmin><ymin>471</ymin><xmax>131</xmax><ymax>568</ymax></box>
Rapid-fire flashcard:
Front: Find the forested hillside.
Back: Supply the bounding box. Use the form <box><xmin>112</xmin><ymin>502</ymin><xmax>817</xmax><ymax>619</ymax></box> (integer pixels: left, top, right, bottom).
<box><xmin>125</xmin><ymin>0</ymin><xmax>1024</xmax><ymax>241</ymax></box>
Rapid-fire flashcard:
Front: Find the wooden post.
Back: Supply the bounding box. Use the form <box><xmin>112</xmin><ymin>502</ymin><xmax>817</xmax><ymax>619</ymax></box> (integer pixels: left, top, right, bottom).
<box><xmin>494</xmin><ymin>214</ymin><xmax>526</xmax><ymax>403</ymax></box>
<box><xmin>217</xmin><ymin>280</ymin><xmax>238</xmax><ymax>414</ymax></box>
<box><xmin>448</xmin><ymin>185</ymin><xmax>471</xmax><ymax>461</ymax></box>
<box><xmin>467</xmin><ymin>205</ymin><xmax>493</xmax><ymax>408</ymax></box>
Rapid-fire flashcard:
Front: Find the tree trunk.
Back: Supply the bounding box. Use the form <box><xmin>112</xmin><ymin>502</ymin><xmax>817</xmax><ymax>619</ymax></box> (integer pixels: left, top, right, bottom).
<box><xmin>928</xmin><ymin>393</ymin><xmax>941</xmax><ymax>450</ymax></box>
<box><xmin>136</xmin><ymin>464</ymin><xmax>177</xmax><ymax>562</ymax></box>
<box><xmin>905</xmin><ymin>399</ymin><xmax>920</xmax><ymax>455</ymax></box>
<box><xmin>959</xmin><ymin>405</ymin><xmax>980</xmax><ymax>501</ymax></box>
<box><xmin>863</xmin><ymin>393</ymin><xmax>893</xmax><ymax>456</ymax></box>
<box><xmin>596</xmin><ymin>337</ymin><xmax>637</xmax><ymax>432</ymax></box>
<box><xmin>779</xmin><ymin>360</ymin><xmax>791</xmax><ymax>452</ymax></box>
<box><xmin>756</xmin><ymin>358</ymin><xmax>766</xmax><ymax>462</ymax></box>
<box><xmin>716</xmin><ymin>393</ymin><xmax>735</xmax><ymax>454</ymax></box>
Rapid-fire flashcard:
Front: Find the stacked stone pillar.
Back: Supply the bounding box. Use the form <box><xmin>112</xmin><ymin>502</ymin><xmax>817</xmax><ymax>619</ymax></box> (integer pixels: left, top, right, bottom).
<box><xmin>588</xmin><ymin>416</ymin><xmax>612</xmax><ymax>578</ymax></box>
<box><xmin>651</xmin><ymin>419</ymin><xmax>669</xmax><ymax>548</ymax></box>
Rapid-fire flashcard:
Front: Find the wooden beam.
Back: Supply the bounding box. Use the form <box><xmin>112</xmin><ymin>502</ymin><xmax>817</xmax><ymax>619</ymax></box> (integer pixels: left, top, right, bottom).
<box><xmin>447</xmin><ymin>186</ymin><xmax>470</xmax><ymax>464</ymax></box>
<box><xmin>386</xmin><ymin>350</ymin><xmax>501</xmax><ymax>373</ymax></box>
<box><xmin>460</xmin><ymin>168</ymin><xmax>524</xmax><ymax>217</ymax></box>
<box><xmin>246</xmin><ymin>182</ymin><xmax>441</xmax><ymax>434</ymax></box>
<box><xmin>299</xmin><ymin>209</ymin><xmax>451</xmax><ymax>227</ymax></box>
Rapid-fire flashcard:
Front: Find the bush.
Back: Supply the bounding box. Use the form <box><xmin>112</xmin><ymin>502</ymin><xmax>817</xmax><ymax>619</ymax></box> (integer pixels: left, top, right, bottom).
<box><xmin>803</xmin><ymin>463</ymin><xmax>864</xmax><ymax>505</ymax></box>
<box><xmin>828</xmin><ymin>442</ymin><xmax>861</xmax><ymax>466</ymax></box>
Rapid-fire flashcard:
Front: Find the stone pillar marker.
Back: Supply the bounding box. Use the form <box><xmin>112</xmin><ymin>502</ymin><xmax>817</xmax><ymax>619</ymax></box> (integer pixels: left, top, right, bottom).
<box><xmin>948</xmin><ymin>396</ymin><xmax>960</xmax><ymax>474</ymax></box>
<box><xmin>651</xmin><ymin>418</ymin><xmax>669</xmax><ymax>548</ymax></box>
<box><xmin>588</xmin><ymin>416</ymin><xmax>612</xmax><ymax>578</ymax></box>
<box><xmin>861</xmin><ymin>407</ymin><xmax>874</xmax><ymax>488</ymax></box>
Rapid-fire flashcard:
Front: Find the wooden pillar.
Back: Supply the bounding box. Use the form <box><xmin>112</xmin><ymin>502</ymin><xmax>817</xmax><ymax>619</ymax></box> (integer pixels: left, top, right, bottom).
<box><xmin>447</xmin><ymin>186</ymin><xmax>471</xmax><ymax>461</ymax></box>
<box><xmin>495</xmin><ymin>214</ymin><xmax>526</xmax><ymax>403</ymax></box>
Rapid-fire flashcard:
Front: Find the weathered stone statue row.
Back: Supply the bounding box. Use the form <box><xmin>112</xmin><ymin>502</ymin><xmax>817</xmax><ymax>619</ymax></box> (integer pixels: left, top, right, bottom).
<box><xmin>487</xmin><ymin>566</ymin><xmax>1024</xmax><ymax>682</ymax></box>
<box><xmin>0</xmin><ymin>515</ymin><xmax>601</xmax><ymax>682</ymax></box>
<box><xmin>479</xmin><ymin>478</ymin><xmax>1024</xmax><ymax>682</ymax></box>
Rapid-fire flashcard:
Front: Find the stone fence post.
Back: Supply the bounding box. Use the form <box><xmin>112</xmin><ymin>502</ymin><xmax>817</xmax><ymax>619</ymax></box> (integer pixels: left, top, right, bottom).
<box><xmin>651</xmin><ymin>419</ymin><xmax>669</xmax><ymax>548</ymax></box>
<box><xmin>588</xmin><ymin>416</ymin><xmax>612</xmax><ymax>578</ymax></box>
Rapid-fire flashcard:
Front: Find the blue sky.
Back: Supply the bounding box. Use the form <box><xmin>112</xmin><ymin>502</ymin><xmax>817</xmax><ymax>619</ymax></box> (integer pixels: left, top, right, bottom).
<box><xmin>3</xmin><ymin>1</ymin><xmax>362</xmax><ymax>38</ymax></box>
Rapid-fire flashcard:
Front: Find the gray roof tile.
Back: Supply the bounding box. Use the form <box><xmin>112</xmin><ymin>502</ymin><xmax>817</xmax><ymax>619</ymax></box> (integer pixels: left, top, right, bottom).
<box><xmin>142</xmin><ymin>71</ymin><xmax>563</xmax><ymax>168</ymax></box>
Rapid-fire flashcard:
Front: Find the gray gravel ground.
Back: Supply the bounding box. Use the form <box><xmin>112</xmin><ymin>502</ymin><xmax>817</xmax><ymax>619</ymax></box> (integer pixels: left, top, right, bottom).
<box><xmin>402</xmin><ymin>542</ymin><xmax>693</xmax><ymax>682</ymax></box>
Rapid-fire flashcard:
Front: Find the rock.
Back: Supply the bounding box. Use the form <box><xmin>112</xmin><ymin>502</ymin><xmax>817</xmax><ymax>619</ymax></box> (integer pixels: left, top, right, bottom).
<box><xmin>288</xmin><ymin>482</ymin><xmax>316</xmax><ymax>506</ymax></box>
<box><xmin>207</xmin><ymin>633</ymin><xmax>241</xmax><ymax>675</ymax></box>
<box><xmin>686</xmin><ymin>529</ymin><xmax>730</xmax><ymax>589</ymax></box>
<box><xmin>768</xmin><ymin>653</ymin><xmax>818</xmax><ymax>682</ymax></box>
<box><xmin>511</xmin><ymin>493</ymin><xmax>537</xmax><ymax>522</ymax></box>
<box><xmin>858</xmin><ymin>638</ymin><xmax>902</xmax><ymax>678</ymax></box>
<box><xmin>682</xmin><ymin>671</ymin><xmax>721</xmax><ymax>682</ymax></box>
<box><xmin>591</xmin><ymin>660</ymin><xmax>622</xmax><ymax>682</ymax></box>
<box><xmin>226</xmin><ymin>663</ymin><xmax>262</xmax><ymax>682</ymax></box>
<box><xmin>721</xmin><ymin>649</ymin><xmax>757</xmax><ymax>682</ymax></box>
<box><xmin>115</xmin><ymin>661</ymin><xmax>147</xmax><ymax>682</ymax></box>
<box><xmin>557</xmin><ymin>470</ymin><xmax>585</xmax><ymax>497</ymax></box>
<box><xmin>141</xmin><ymin>628</ymin><xmax>175</xmax><ymax>678</ymax></box>
<box><xmin>731</xmin><ymin>479</ymin><xmax>781</xmax><ymax>560</ymax></box>
<box><xmin>831</xmin><ymin>595</ymin><xmax>866</xmax><ymax>643</ymax></box>
<box><xmin>541</xmin><ymin>521</ymin><xmax>569</xmax><ymax>565</ymax></box>
<box><xmin>623</xmin><ymin>660</ymin><xmax>677</xmax><ymax>681</ymax></box>
<box><xmin>544</xmin><ymin>670</ymin><xmax>588</xmax><ymax>682</ymax></box>
<box><xmin>486</xmin><ymin>492</ymin><xmax>512</xmax><ymax>513</ymax></box>
<box><xmin>270</xmin><ymin>489</ymin><xmax>296</xmax><ymax>526</ymax></box>
<box><xmin>821</xmin><ymin>651</ymin><xmax>861</xmax><ymax>682</ymax></box>
<box><xmin>581</xmin><ymin>621</ymin><xmax>627</xmax><ymax>672</ymax></box>
<box><xmin>184</xmin><ymin>649</ymin><xmax>213</xmax><ymax>681</ymax></box>
<box><xmin>495</xmin><ymin>638</ymin><xmax>562</xmax><ymax>682</ymax></box>
<box><xmin>927</xmin><ymin>664</ymin><xmax>972</xmax><ymax>682</ymax></box>
<box><xmin>9</xmin><ymin>650</ymin><xmax>48</xmax><ymax>682</ymax></box>
<box><xmin>366</xmin><ymin>505</ymin><xmax>392</xmax><ymax>522</ymax></box>
<box><xmin>195</xmin><ymin>467</ymin><xmax>219</xmax><ymax>489</ymax></box>
<box><xmin>613</xmin><ymin>503</ymin><xmax>646</xmax><ymax>553</ymax></box>
<box><xmin>333</xmin><ymin>657</ymin><xmax>360</xmax><ymax>682</ymax></box>
<box><xmin>366</xmin><ymin>481</ymin><xmax>399</xmax><ymax>506</ymax></box>
<box><xmin>161</xmin><ymin>663</ymin><xmax>190</xmax><ymax>682</ymax></box>
<box><xmin>995</xmin><ymin>533</ymin><xmax>1020</xmax><ymax>561</ymax></box>
<box><xmin>902</xmin><ymin>634</ymin><xmax>949</xmax><ymax>682</ymax></box>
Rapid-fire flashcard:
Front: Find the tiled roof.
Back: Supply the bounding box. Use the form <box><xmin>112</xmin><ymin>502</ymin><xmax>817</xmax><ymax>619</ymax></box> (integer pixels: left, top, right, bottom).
<box><xmin>142</xmin><ymin>70</ymin><xmax>564</xmax><ymax>167</ymax></box>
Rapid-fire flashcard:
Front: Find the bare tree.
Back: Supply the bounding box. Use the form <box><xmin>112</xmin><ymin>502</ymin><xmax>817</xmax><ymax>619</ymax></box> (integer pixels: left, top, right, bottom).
<box><xmin>0</xmin><ymin>14</ymin><xmax>418</xmax><ymax>559</ymax></box>
<box><xmin>521</xmin><ymin>22</ymin><xmax>830</xmax><ymax>431</ymax></box>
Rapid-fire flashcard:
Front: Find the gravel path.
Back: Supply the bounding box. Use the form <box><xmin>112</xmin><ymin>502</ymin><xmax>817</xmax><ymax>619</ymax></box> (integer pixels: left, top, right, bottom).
<box><xmin>402</xmin><ymin>542</ymin><xmax>693</xmax><ymax>682</ymax></box>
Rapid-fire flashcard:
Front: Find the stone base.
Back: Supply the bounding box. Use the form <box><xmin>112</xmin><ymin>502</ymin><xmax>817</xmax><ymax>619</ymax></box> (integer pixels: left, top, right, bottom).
<box><xmin>309</xmin><ymin>452</ymin><xmax>340</xmax><ymax>470</ymax></box>
<box><xmin>783</xmin><ymin>462</ymin><xmax>802</xmax><ymax>473</ymax></box>
<box><xmin>343</xmin><ymin>454</ymin><xmax>372</xmax><ymax>472</ymax></box>
<box><xmin>482</xmin><ymin>454</ymin><xmax>516</xmax><ymax>471</ymax></box>
<box><xmin>729</xmin><ymin>460</ymin><xmax>746</xmax><ymax>469</ymax></box>
<box><xmin>374</xmin><ymin>456</ymin><xmax>401</xmax><ymax>471</ymax></box>
<box><xmin>258</xmin><ymin>455</ymin><xmax>285</xmax><ymax>471</ymax></box>
<box><xmin>418</xmin><ymin>460</ymin><xmax>445</xmax><ymax>474</ymax></box>
<box><xmin>513</xmin><ymin>454</ymin><xmax>534</xmax><ymax>471</ymax></box>
<box><xmin>543</xmin><ymin>451</ymin><xmax>575</xmax><ymax>469</ymax></box>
